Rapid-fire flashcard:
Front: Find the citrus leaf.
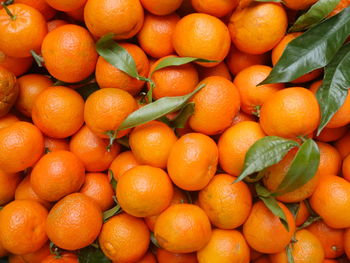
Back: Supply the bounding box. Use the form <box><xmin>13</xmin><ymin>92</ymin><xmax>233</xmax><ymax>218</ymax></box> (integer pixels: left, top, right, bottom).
<box><xmin>118</xmin><ymin>84</ymin><xmax>205</xmax><ymax>131</ymax></box>
<box><xmin>76</xmin><ymin>83</ymin><xmax>99</xmax><ymax>100</ymax></box>
<box><xmin>274</xmin><ymin>139</ymin><xmax>320</xmax><ymax>195</ymax></box>
<box><xmin>116</xmin><ymin>136</ymin><xmax>130</xmax><ymax>148</ymax></box>
<box><xmin>103</xmin><ymin>204</ymin><xmax>121</xmax><ymax>222</ymax></box>
<box><xmin>286</xmin><ymin>244</ymin><xmax>295</xmax><ymax>263</ymax></box>
<box><xmin>297</xmin><ymin>215</ymin><xmax>321</xmax><ymax>230</ymax></box>
<box><xmin>261</xmin><ymin>6</ymin><xmax>350</xmax><ymax>84</ymax></box>
<box><xmin>78</xmin><ymin>246</ymin><xmax>111</xmax><ymax>263</ymax></box>
<box><xmin>289</xmin><ymin>0</ymin><xmax>342</xmax><ymax>32</ymax></box>
<box><xmin>285</xmin><ymin>203</ymin><xmax>301</xmax><ymax>220</ymax></box>
<box><xmin>150</xmin><ymin>232</ymin><xmax>160</xmax><ymax>248</ymax></box>
<box><xmin>30</xmin><ymin>50</ymin><xmax>44</xmax><ymax>67</ymax></box>
<box><xmin>236</xmin><ymin>136</ymin><xmax>299</xmax><ymax>183</ymax></box>
<box><xmin>108</xmin><ymin>169</ymin><xmax>117</xmax><ymax>190</ymax></box>
<box><xmin>171</xmin><ymin>102</ymin><xmax>195</xmax><ymax>128</ymax></box>
<box><xmin>316</xmin><ymin>43</ymin><xmax>350</xmax><ymax>134</ymax></box>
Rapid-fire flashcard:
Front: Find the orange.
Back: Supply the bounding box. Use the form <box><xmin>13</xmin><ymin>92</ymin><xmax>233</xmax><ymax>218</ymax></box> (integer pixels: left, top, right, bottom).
<box><xmin>46</xmin><ymin>193</ymin><xmax>102</xmax><ymax>250</ymax></box>
<box><xmin>79</xmin><ymin>172</ymin><xmax>114</xmax><ymax>211</ymax></box>
<box><xmin>310</xmin><ymin>175</ymin><xmax>350</xmax><ymax>229</ymax></box>
<box><xmin>0</xmin><ymin>241</ymin><xmax>7</xmax><ymax>258</ymax></box>
<box><xmin>8</xmin><ymin>255</ymin><xmax>26</xmax><ymax>263</ymax></box>
<box><xmin>47</xmin><ymin>19</ymin><xmax>68</xmax><ymax>32</ymax></box>
<box><xmin>0</xmin><ymin>170</ymin><xmax>21</xmax><ymax>206</ymax></box>
<box><xmin>109</xmin><ymin>151</ymin><xmax>140</xmax><ymax>181</ymax></box>
<box><xmin>0</xmin><ymin>113</ymin><xmax>19</xmax><ymax>129</ymax></box>
<box><xmin>283</xmin><ymin>0</ymin><xmax>318</xmax><ymax>10</ymax></box>
<box><xmin>197</xmin><ymin>229</ymin><xmax>250</xmax><ymax>263</ymax></box>
<box><xmin>218</xmin><ymin>121</ymin><xmax>266</xmax><ymax>176</ymax></box>
<box><xmin>229</xmin><ymin>2</ymin><xmax>287</xmax><ymax>55</ymax></box>
<box><xmin>148</xmin><ymin>55</ymin><xmax>199</xmax><ymax>99</ymax></box>
<box><xmin>140</xmin><ymin>0</ymin><xmax>183</xmax><ymax>15</ymax></box>
<box><xmin>173</xmin><ymin>13</ymin><xmax>231</xmax><ymax>67</ymax></box>
<box><xmin>66</xmin><ymin>6</ymin><xmax>84</xmax><ymax>22</ymax></box>
<box><xmin>231</xmin><ymin>111</ymin><xmax>256</xmax><ymax>126</ymax></box>
<box><xmin>15</xmin><ymin>0</ymin><xmax>56</xmax><ymax>20</ymax></box>
<box><xmin>137</xmin><ymin>13</ymin><xmax>180</xmax><ymax>58</ymax></box>
<box><xmin>32</xmin><ymin>86</ymin><xmax>84</xmax><ymax>138</ymax></box>
<box><xmin>45</xmin><ymin>0</ymin><xmax>87</xmax><ymax>12</ymax></box>
<box><xmin>335</xmin><ymin>131</ymin><xmax>350</xmax><ymax>159</ymax></box>
<box><xmin>233</xmin><ymin>65</ymin><xmax>284</xmax><ymax>115</ymax></box>
<box><xmin>30</xmin><ymin>150</ymin><xmax>85</xmax><ymax>202</ymax></box>
<box><xmin>0</xmin><ymin>4</ymin><xmax>47</xmax><ymax>58</ymax></box>
<box><xmin>295</xmin><ymin>201</ymin><xmax>310</xmax><ymax>227</ymax></box>
<box><xmin>198</xmin><ymin>174</ymin><xmax>252</xmax><ymax>229</ymax></box>
<box><xmin>84</xmin><ymin>0</ymin><xmax>144</xmax><ymax>39</ymax></box>
<box><xmin>137</xmin><ymin>251</ymin><xmax>157</xmax><ymax>263</ymax></box>
<box><xmin>316</xmin><ymin>126</ymin><xmax>348</xmax><ymax>142</ymax></box>
<box><xmin>0</xmin><ymin>66</ymin><xmax>18</xmax><ymax>117</ymax></box>
<box><xmin>322</xmin><ymin>260</ymin><xmax>338</xmax><ymax>263</ymax></box>
<box><xmin>189</xmin><ymin>76</ymin><xmax>240</xmax><ymax>134</ymax></box>
<box><xmin>154</xmin><ymin>204</ymin><xmax>212</xmax><ymax>253</ymax></box>
<box><xmin>70</xmin><ymin>125</ymin><xmax>120</xmax><ymax>172</ymax></box>
<box><xmin>243</xmin><ymin>201</ymin><xmax>296</xmax><ymax>254</ymax></box>
<box><xmin>15</xmin><ymin>74</ymin><xmax>53</xmax><ymax>117</ymax></box>
<box><xmin>157</xmin><ymin>248</ymin><xmax>198</xmax><ymax>263</ymax></box>
<box><xmin>329</xmin><ymin>0</ymin><xmax>350</xmax><ymax>16</ymax></box>
<box><xmin>129</xmin><ymin>121</ymin><xmax>177</xmax><ymax>168</ymax></box>
<box><xmin>344</xmin><ymin>228</ymin><xmax>350</xmax><ymax>259</ymax></box>
<box><xmin>0</xmin><ymin>51</ymin><xmax>32</xmax><ymax>76</ymax></box>
<box><xmin>342</xmin><ymin>154</ymin><xmax>350</xmax><ymax>181</ymax></box>
<box><xmin>44</xmin><ymin>136</ymin><xmax>69</xmax><ymax>152</ymax></box>
<box><xmin>99</xmin><ymin>213</ymin><xmax>150</xmax><ymax>262</ymax></box>
<box><xmin>197</xmin><ymin>62</ymin><xmax>232</xmax><ymax>81</ymax></box>
<box><xmin>192</xmin><ymin>0</ymin><xmax>239</xmax><ymax>17</ymax></box>
<box><xmin>96</xmin><ymin>43</ymin><xmax>149</xmax><ymax>96</ymax></box>
<box><xmin>260</xmin><ymin>87</ymin><xmax>320</xmax><ymax>138</ymax></box>
<box><xmin>317</xmin><ymin>141</ymin><xmax>342</xmax><ymax>177</ymax></box>
<box><xmin>42</xmin><ymin>253</ymin><xmax>78</xmax><ymax>263</ymax></box>
<box><xmin>167</xmin><ymin>133</ymin><xmax>218</xmax><ymax>191</ymax></box>
<box><xmin>0</xmin><ymin>121</ymin><xmax>44</xmax><ymax>173</ymax></box>
<box><xmin>21</xmin><ymin>242</ymin><xmax>51</xmax><ymax>263</ymax></box>
<box><xmin>0</xmin><ymin>200</ymin><xmax>48</xmax><ymax>254</ymax></box>
<box><xmin>253</xmin><ymin>256</ymin><xmax>270</xmax><ymax>263</ymax></box>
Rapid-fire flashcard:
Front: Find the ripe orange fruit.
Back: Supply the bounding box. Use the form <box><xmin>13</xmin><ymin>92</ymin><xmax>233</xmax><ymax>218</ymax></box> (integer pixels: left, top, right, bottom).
<box><xmin>99</xmin><ymin>213</ymin><xmax>150</xmax><ymax>262</ymax></box>
<box><xmin>317</xmin><ymin>141</ymin><xmax>342</xmax><ymax>177</ymax></box>
<box><xmin>0</xmin><ymin>4</ymin><xmax>47</xmax><ymax>58</ymax></box>
<box><xmin>15</xmin><ymin>74</ymin><xmax>53</xmax><ymax>117</ymax></box>
<box><xmin>138</xmin><ymin>251</ymin><xmax>157</xmax><ymax>263</ymax></box>
<box><xmin>342</xmin><ymin>154</ymin><xmax>350</xmax><ymax>181</ymax></box>
<box><xmin>192</xmin><ymin>0</ymin><xmax>239</xmax><ymax>17</ymax></box>
<box><xmin>140</xmin><ymin>0</ymin><xmax>183</xmax><ymax>15</ymax></box>
<box><xmin>0</xmin><ymin>121</ymin><xmax>44</xmax><ymax>173</ymax></box>
<box><xmin>0</xmin><ymin>170</ymin><xmax>21</xmax><ymax>206</ymax></box>
<box><xmin>0</xmin><ymin>240</ymin><xmax>7</xmax><ymax>258</ymax></box>
<box><xmin>283</xmin><ymin>0</ymin><xmax>318</xmax><ymax>10</ymax></box>
<box><xmin>253</xmin><ymin>256</ymin><xmax>270</xmax><ymax>263</ymax></box>
<box><xmin>218</xmin><ymin>121</ymin><xmax>265</xmax><ymax>176</ymax></box>
<box><xmin>157</xmin><ymin>248</ymin><xmax>198</xmax><ymax>263</ymax></box>
<box><xmin>20</xmin><ymin>242</ymin><xmax>51</xmax><ymax>263</ymax></box>
<box><xmin>109</xmin><ymin>151</ymin><xmax>140</xmax><ymax>181</ymax></box>
<box><xmin>42</xmin><ymin>253</ymin><xmax>78</xmax><ymax>263</ymax></box>
<box><xmin>95</xmin><ymin>43</ymin><xmax>150</xmax><ymax>95</ymax></box>
<box><xmin>344</xmin><ymin>228</ymin><xmax>350</xmax><ymax>259</ymax></box>
<box><xmin>46</xmin><ymin>193</ymin><xmax>102</xmax><ymax>250</ymax></box>
<box><xmin>47</xmin><ymin>19</ymin><xmax>68</xmax><ymax>32</ymax></box>
<box><xmin>167</xmin><ymin>133</ymin><xmax>218</xmax><ymax>191</ymax></box>
<box><xmin>260</xmin><ymin>87</ymin><xmax>320</xmax><ymax>138</ymax></box>
<box><xmin>197</xmin><ymin>62</ymin><xmax>232</xmax><ymax>81</ymax></box>
<box><xmin>231</xmin><ymin>111</ymin><xmax>257</xmax><ymax>126</ymax></box>
<box><xmin>173</xmin><ymin>13</ymin><xmax>231</xmax><ymax>67</ymax></box>
<box><xmin>154</xmin><ymin>204</ymin><xmax>212</xmax><ymax>253</ymax></box>
<box><xmin>15</xmin><ymin>0</ymin><xmax>56</xmax><ymax>20</ymax></box>
<box><xmin>44</xmin><ymin>136</ymin><xmax>69</xmax><ymax>152</ymax></box>
<box><xmin>335</xmin><ymin>131</ymin><xmax>350</xmax><ymax>159</ymax></box>
<box><xmin>295</xmin><ymin>201</ymin><xmax>310</xmax><ymax>227</ymax></box>
<box><xmin>0</xmin><ymin>66</ymin><xmax>18</xmax><ymax>117</ymax></box>
<box><xmin>229</xmin><ymin>2</ymin><xmax>287</xmax><ymax>55</ymax></box>
<box><xmin>8</xmin><ymin>255</ymin><xmax>26</xmax><ymax>263</ymax></box>
<box><xmin>45</xmin><ymin>0</ymin><xmax>87</xmax><ymax>12</ymax></box>
<box><xmin>316</xmin><ymin>126</ymin><xmax>348</xmax><ymax>142</ymax></box>
<box><xmin>84</xmin><ymin>0</ymin><xmax>144</xmax><ymax>39</ymax></box>
<box><xmin>329</xmin><ymin>0</ymin><xmax>350</xmax><ymax>16</ymax></box>
<box><xmin>66</xmin><ymin>6</ymin><xmax>85</xmax><ymax>22</ymax></box>
<box><xmin>0</xmin><ymin>113</ymin><xmax>19</xmax><ymax>130</ymax></box>
<box><xmin>243</xmin><ymin>201</ymin><xmax>296</xmax><ymax>254</ymax></box>
<box><xmin>30</xmin><ymin>150</ymin><xmax>85</xmax><ymax>202</ymax></box>
<box><xmin>0</xmin><ymin>51</ymin><xmax>32</xmax><ymax>76</ymax></box>
<box><xmin>0</xmin><ymin>200</ymin><xmax>48</xmax><ymax>255</ymax></box>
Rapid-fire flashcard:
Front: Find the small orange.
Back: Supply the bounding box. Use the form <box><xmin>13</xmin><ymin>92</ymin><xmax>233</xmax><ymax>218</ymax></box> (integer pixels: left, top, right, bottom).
<box><xmin>109</xmin><ymin>151</ymin><xmax>140</xmax><ymax>181</ymax></box>
<box><xmin>157</xmin><ymin>248</ymin><xmax>198</xmax><ymax>263</ymax></box>
<box><xmin>137</xmin><ymin>251</ymin><xmax>157</xmax><ymax>263</ymax></box>
<box><xmin>42</xmin><ymin>253</ymin><xmax>78</xmax><ymax>263</ymax></box>
<box><xmin>0</xmin><ymin>170</ymin><xmax>21</xmax><ymax>206</ymax></box>
<box><xmin>283</xmin><ymin>0</ymin><xmax>318</xmax><ymax>10</ymax></box>
<box><xmin>197</xmin><ymin>62</ymin><xmax>232</xmax><ymax>81</ymax></box>
<box><xmin>0</xmin><ymin>113</ymin><xmax>19</xmax><ymax>130</ymax></box>
<box><xmin>191</xmin><ymin>0</ymin><xmax>239</xmax><ymax>17</ymax></box>
<box><xmin>66</xmin><ymin>6</ymin><xmax>84</xmax><ymax>22</ymax></box>
<box><xmin>317</xmin><ymin>141</ymin><xmax>342</xmax><ymax>177</ymax></box>
<box><xmin>316</xmin><ymin>126</ymin><xmax>348</xmax><ymax>142</ymax></box>
<box><xmin>15</xmin><ymin>0</ymin><xmax>56</xmax><ymax>20</ymax></box>
<box><xmin>0</xmin><ymin>66</ymin><xmax>18</xmax><ymax>117</ymax></box>
<box><xmin>140</xmin><ymin>0</ymin><xmax>183</xmax><ymax>15</ymax></box>
<box><xmin>344</xmin><ymin>228</ymin><xmax>350</xmax><ymax>259</ymax></box>
<box><xmin>335</xmin><ymin>131</ymin><xmax>350</xmax><ymax>159</ymax></box>
<box><xmin>295</xmin><ymin>201</ymin><xmax>310</xmax><ymax>227</ymax></box>
<box><xmin>231</xmin><ymin>111</ymin><xmax>257</xmax><ymax>126</ymax></box>
<box><xmin>20</xmin><ymin>242</ymin><xmax>51</xmax><ymax>263</ymax></box>
<box><xmin>342</xmin><ymin>154</ymin><xmax>350</xmax><ymax>181</ymax></box>
<box><xmin>45</xmin><ymin>0</ymin><xmax>87</xmax><ymax>12</ymax></box>
<box><xmin>44</xmin><ymin>136</ymin><xmax>69</xmax><ymax>152</ymax></box>
<box><xmin>0</xmin><ymin>51</ymin><xmax>32</xmax><ymax>76</ymax></box>
<box><xmin>47</xmin><ymin>19</ymin><xmax>68</xmax><ymax>32</ymax></box>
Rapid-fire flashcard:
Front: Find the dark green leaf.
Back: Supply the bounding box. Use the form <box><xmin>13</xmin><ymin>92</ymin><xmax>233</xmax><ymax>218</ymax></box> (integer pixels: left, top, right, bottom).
<box><xmin>171</xmin><ymin>102</ymin><xmax>195</xmax><ymax>128</ymax></box>
<box><xmin>286</xmin><ymin>244</ymin><xmax>295</xmax><ymax>263</ymax></box>
<box><xmin>78</xmin><ymin>246</ymin><xmax>111</xmax><ymax>263</ymax></box>
<box><xmin>116</xmin><ymin>136</ymin><xmax>130</xmax><ymax>148</ymax></box>
<box><xmin>103</xmin><ymin>204</ymin><xmax>121</xmax><ymax>222</ymax></box>
<box><xmin>316</xmin><ymin>43</ymin><xmax>350</xmax><ymax>134</ymax></box>
<box><xmin>4</xmin><ymin>0</ymin><xmax>14</xmax><ymax>5</ymax></box>
<box><xmin>261</xmin><ymin>7</ymin><xmax>350</xmax><ymax>84</ymax></box>
<box><xmin>285</xmin><ymin>203</ymin><xmax>301</xmax><ymax>220</ymax></box>
<box><xmin>236</xmin><ymin>136</ymin><xmax>299</xmax><ymax>183</ymax></box>
<box><xmin>150</xmin><ymin>232</ymin><xmax>160</xmax><ymax>248</ymax></box>
<box><xmin>76</xmin><ymin>83</ymin><xmax>100</xmax><ymax>100</ymax></box>
<box><xmin>157</xmin><ymin>116</ymin><xmax>171</xmax><ymax>126</ymax></box>
<box><xmin>297</xmin><ymin>215</ymin><xmax>321</xmax><ymax>229</ymax></box>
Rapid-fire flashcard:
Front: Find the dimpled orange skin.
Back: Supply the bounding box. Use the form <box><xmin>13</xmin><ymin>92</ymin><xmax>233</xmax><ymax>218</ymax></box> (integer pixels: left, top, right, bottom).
<box><xmin>283</xmin><ymin>0</ymin><xmax>318</xmax><ymax>10</ymax></box>
<box><xmin>0</xmin><ymin>66</ymin><xmax>18</xmax><ymax>118</ymax></box>
<box><xmin>243</xmin><ymin>201</ymin><xmax>296</xmax><ymax>254</ymax></box>
<box><xmin>32</xmin><ymin>86</ymin><xmax>85</xmax><ymax>138</ymax></box>
<box><xmin>191</xmin><ymin>0</ymin><xmax>239</xmax><ymax>18</ymax></box>
<box><xmin>30</xmin><ymin>150</ymin><xmax>85</xmax><ymax>202</ymax></box>
<box><xmin>189</xmin><ymin>76</ymin><xmax>240</xmax><ymax>135</ymax></box>
<box><xmin>198</xmin><ymin>174</ymin><xmax>252</xmax><ymax>229</ymax></box>
<box><xmin>167</xmin><ymin>133</ymin><xmax>218</xmax><ymax>191</ymax></box>
<box><xmin>41</xmin><ymin>25</ymin><xmax>97</xmax><ymax>83</ymax></box>
<box><xmin>109</xmin><ymin>151</ymin><xmax>140</xmax><ymax>181</ymax></box>
<box><xmin>154</xmin><ymin>204</ymin><xmax>212</xmax><ymax>253</ymax></box>
<box><xmin>84</xmin><ymin>0</ymin><xmax>144</xmax><ymax>39</ymax></box>
<box><xmin>0</xmin><ymin>51</ymin><xmax>33</xmax><ymax>77</ymax></box>
<box><xmin>0</xmin><ymin>170</ymin><xmax>21</xmax><ymax>206</ymax></box>
<box><xmin>260</xmin><ymin>87</ymin><xmax>320</xmax><ymax>138</ymax></box>
<box><xmin>0</xmin><ymin>200</ymin><xmax>48</xmax><ymax>255</ymax></box>
<box><xmin>15</xmin><ymin>0</ymin><xmax>56</xmax><ymax>20</ymax></box>
<box><xmin>46</xmin><ymin>193</ymin><xmax>102</xmax><ymax>250</ymax></box>
<box><xmin>140</xmin><ymin>0</ymin><xmax>183</xmax><ymax>15</ymax></box>
<box><xmin>0</xmin><ymin>121</ymin><xmax>44</xmax><ymax>173</ymax></box>
<box><xmin>218</xmin><ymin>121</ymin><xmax>266</xmax><ymax>176</ymax></box>
<box><xmin>173</xmin><ymin>13</ymin><xmax>231</xmax><ymax>67</ymax></box>
<box><xmin>42</xmin><ymin>253</ymin><xmax>78</xmax><ymax>263</ymax></box>
<box><xmin>229</xmin><ymin>3</ymin><xmax>287</xmax><ymax>55</ymax></box>
<box><xmin>0</xmin><ymin>4</ymin><xmax>47</xmax><ymax>58</ymax></box>
<box><xmin>45</xmin><ymin>0</ymin><xmax>87</xmax><ymax>12</ymax></box>
<box><xmin>157</xmin><ymin>248</ymin><xmax>198</xmax><ymax>263</ymax></box>
<box><xmin>99</xmin><ymin>213</ymin><xmax>150</xmax><ymax>262</ymax></box>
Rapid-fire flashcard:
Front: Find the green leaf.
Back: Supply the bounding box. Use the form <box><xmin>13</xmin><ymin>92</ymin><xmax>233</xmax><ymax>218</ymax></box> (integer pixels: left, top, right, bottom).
<box><xmin>150</xmin><ymin>232</ymin><xmax>160</xmax><ymax>248</ymax></box>
<box><xmin>297</xmin><ymin>215</ymin><xmax>321</xmax><ymax>229</ymax></box>
<box><xmin>286</xmin><ymin>244</ymin><xmax>295</xmax><ymax>263</ymax></box>
<box><xmin>116</xmin><ymin>136</ymin><xmax>130</xmax><ymax>148</ymax></box>
<box><xmin>289</xmin><ymin>0</ymin><xmax>342</xmax><ymax>32</ymax></box>
<box><xmin>285</xmin><ymin>203</ymin><xmax>301</xmax><ymax>220</ymax></box>
<box><xmin>76</xmin><ymin>83</ymin><xmax>100</xmax><ymax>101</ymax></box>
<box><xmin>30</xmin><ymin>50</ymin><xmax>44</xmax><ymax>67</ymax></box>
<box><xmin>274</xmin><ymin>139</ymin><xmax>320</xmax><ymax>195</ymax></box>
<box><xmin>108</xmin><ymin>169</ymin><xmax>117</xmax><ymax>190</ymax></box>
<box><xmin>236</xmin><ymin>136</ymin><xmax>299</xmax><ymax>183</ymax></box>
<box><xmin>78</xmin><ymin>246</ymin><xmax>111</xmax><ymax>263</ymax></box>
<box><xmin>103</xmin><ymin>204</ymin><xmax>121</xmax><ymax>222</ymax></box>
<box><xmin>118</xmin><ymin>84</ymin><xmax>205</xmax><ymax>131</ymax></box>
<box><xmin>316</xmin><ymin>43</ymin><xmax>350</xmax><ymax>134</ymax></box>
<box><xmin>261</xmin><ymin>6</ymin><xmax>350</xmax><ymax>84</ymax></box>
<box><xmin>171</xmin><ymin>102</ymin><xmax>195</xmax><ymax>128</ymax></box>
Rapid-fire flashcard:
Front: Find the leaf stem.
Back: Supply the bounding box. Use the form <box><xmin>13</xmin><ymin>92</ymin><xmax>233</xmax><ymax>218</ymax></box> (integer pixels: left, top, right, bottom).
<box><xmin>30</xmin><ymin>50</ymin><xmax>44</xmax><ymax>67</ymax></box>
<box><xmin>1</xmin><ymin>3</ymin><xmax>16</xmax><ymax>20</ymax></box>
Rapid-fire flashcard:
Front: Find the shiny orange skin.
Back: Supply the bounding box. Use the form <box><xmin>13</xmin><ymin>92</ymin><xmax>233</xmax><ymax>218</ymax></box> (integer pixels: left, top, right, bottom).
<box><xmin>0</xmin><ymin>66</ymin><xmax>18</xmax><ymax>117</ymax></box>
<box><xmin>316</xmin><ymin>126</ymin><xmax>348</xmax><ymax>142</ymax></box>
<box><xmin>335</xmin><ymin>131</ymin><xmax>350</xmax><ymax>159</ymax></box>
<box><xmin>20</xmin><ymin>242</ymin><xmax>51</xmax><ymax>263</ymax></box>
<box><xmin>44</xmin><ymin>136</ymin><xmax>69</xmax><ymax>152</ymax></box>
<box><xmin>0</xmin><ymin>4</ymin><xmax>47</xmax><ymax>58</ymax></box>
<box><xmin>0</xmin><ymin>200</ymin><xmax>48</xmax><ymax>255</ymax></box>
<box><xmin>42</xmin><ymin>253</ymin><xmax>78</xmax><ymax>263</ymax></box>
<box><xmin>0</xmin><ymin>113</ymin><xmax>19</xmax><ymax>130</ymax></box>
<box><xmin>295</xmin><ymin>201</ymin><xmax>310</xmax><ymax>227</ymax></box>
<box><xmin>137</xmin><ymin>251</ymin><xmax>157</xmax><ymax>263</ymax></box>
<box><xmin>317</xmin><ymin>141</ymin><xmax>342</xmax><ymax>177</ymax></box>
<box><xmin>167</xmin><ymin>133</ymin><xmax>218</xmax><ymax>191</ymax></box>
<box><xmin>157</xmin><ymin>248</ymin><xmax>198</xmax><ymax>263</ymax></box>
<box><xmin>154</xmin><ymin>204</ymin><xmax>212</xmax><ymax>253</ymax></box>
<box><xmin>46</xmin><ymin>193</ymin><xmax>102</xmax><ymax>250</ymax></box>
<box><xmin>191</xmin><ymin>0</ymin><xmax>239</xmax><ymax>17</ymax></box>
<box><xmin>218</xmin><ymin>121</ymin><xmax>266</xmax><ymax>176</ymax></box>
<box><xmin>15</xmin><ymin>0</ymin><xmax>56</xmax><ymax>20</ymax></box>
<box><xmin>284</xmin><ymin>0</ymin><xmax>318</xmax><ymax>10</ymax></box>
<box><xmin>229</xmin><ymin>3</ymin><xmax>287</xmax><ymax>55</ymax></box>
<box><xmin>138</xmin><ymin>13</ymin><xmax>180</xmax><ymax>58</ymax></box>
<box><xmin>0</xmin><ymin>121</ymin><xmax>44</xmax><ymax>173</ymax></box>
<box><xmin>189</xmin><ymin>76</ymin><xmax>240</xmax><ymax>135</ymax></box>
<box><xmin>45</xmin><ymin>0</ymin><xmax>87</xmax><ymax>11</ymax></box>
<box><xmin>0</xmin><ymin>51</ymin><xmax>32</xmax><ymax>76</ymax></box>
<box><xmin>70</xmin><ymin>125</ymin><xmax>120</xmax><ymax>172</ymax></box>
<box><xmin>197</xmin><ymin>62</ymin><xmax>232</xmax><ymax>81</ymax></box>
<box><xmin>84</xmin><ymin>0</ymin><xmax>144</xmax><ymax>39</ymax></box>
<box><xmin>15</xmin><ymin>74</ymin><xmax>53</xmax><ymax>117</ymax></box>
<box><xmin>260</xmin><ymin>87</ymin><xmax>320</xmax><ymax>138</ymax></box>
<box><xmin>41</xmin><ymin>25</ymin><xmax>97</xmax><ymax>83</ymax></box>
<box><xmin>342</xmin><ymin>154</ymin><xmax>350</xmax><ymax>181</ymax></box>
<box><xmin>140</xmin><ymin>0</ymin><xmax>183</xmax><ymax>15</ymax></box>
<box><xmin>173</xmin><ymin>13</ymin><xmax>231</xmax><ymax>67</ymax></box>
<box><xmin>344</xmin><ymin>228</ymin><xmax>350</xmax><ymax>259</ymax></box>
<box><xmin>99</xmin><ymin>213</ymin><xmax>150</xmax><ymax>262</ymax></box>
<box><xmin>129</xmin><ymin>121</ymin><xmax>177</xmax><ymax>168</ymax></box>
<box><xmin>30</xmin><ymin>150</ymin><xmax>85</xmax><ymax>202</ymax></box>
<box><xmin>109</xmin><ymin>151</ymin><xmax>139</xmax><ymax>181</ymax></box>
<box><xmin>243</xmin><ymin>201</ymin><xmax>296</xmax><ymax>254</ymax></box>
<box><xmin>79</xmin><ymin>173</ymin><xmax>115</xmax><ymax>211</ymax></box>
<box><xmin>0</xmin><ymin>170</ymin><xmax>21</xmax><ymax>206</ymax></box>
<box><xmin>198</xmin><ymin>174</ymin><xmax>252</xmax><ymax>229</ymax></box>
<box><xmin>96</xmin><ymin>43</ymin><xmax>150</xmax><ymax>96</ymax></box>
<box><xmin>47</xmin><ymin>19</ymin><xmax>68</xmax><ymax>32</ymax></box>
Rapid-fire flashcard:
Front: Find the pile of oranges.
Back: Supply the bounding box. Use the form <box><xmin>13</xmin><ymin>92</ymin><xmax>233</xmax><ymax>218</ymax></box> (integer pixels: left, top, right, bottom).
<box><xmin>0</xmin><ymin>0</ymin><xmax>350</xmax><ymax>262</ymax></box>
